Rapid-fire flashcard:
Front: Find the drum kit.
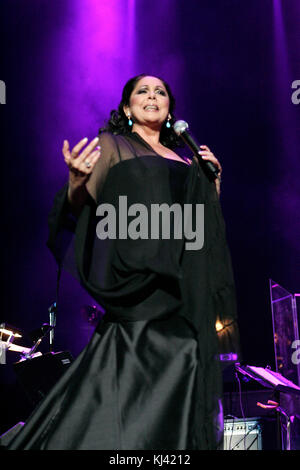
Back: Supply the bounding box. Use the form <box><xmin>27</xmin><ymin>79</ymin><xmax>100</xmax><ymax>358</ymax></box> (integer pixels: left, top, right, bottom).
<box><xmin>0</xmin><ymin>302</ymin><xmax>104</xmax><ymax>410</ymax></box>
<box><xmin>0</xmin><ymin>302</ymin><xmax>58</xmax><ymax>364</ymax></box>
<box><xmin>0</xmin><ymin>302</ymin><xmax>104</xmax><ymax>365</ymax></box>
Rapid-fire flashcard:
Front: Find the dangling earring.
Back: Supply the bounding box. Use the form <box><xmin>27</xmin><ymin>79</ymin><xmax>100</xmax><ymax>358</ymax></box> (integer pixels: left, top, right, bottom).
<box><xmin>166</xmin><ymin>114</ymin><xmax>171</xmax><ymax>128</ymax></box>
<box><xmin>127</xmin><ymin>114</ymin><xmax>133</xmax><ymax>126</ymax></box>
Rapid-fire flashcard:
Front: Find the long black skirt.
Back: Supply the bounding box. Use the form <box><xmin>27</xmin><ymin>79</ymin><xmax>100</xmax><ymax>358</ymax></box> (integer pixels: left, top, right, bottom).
<box><xmin>8</xmin><ymin>314</ymin><xmax>200</xmax><ymax>450</ymax></box>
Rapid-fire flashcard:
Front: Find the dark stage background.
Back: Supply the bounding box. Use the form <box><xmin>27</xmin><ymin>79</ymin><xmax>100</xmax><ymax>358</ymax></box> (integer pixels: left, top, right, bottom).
<box><xmin>0</xmin><ymin>0</ymin><xmax>299</xmax><ymax>434</ymax></box>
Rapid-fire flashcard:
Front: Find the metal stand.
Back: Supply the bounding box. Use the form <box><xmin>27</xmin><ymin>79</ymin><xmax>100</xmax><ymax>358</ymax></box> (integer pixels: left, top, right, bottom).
<box><xmin>48</xmin><ymin>302</ymin><xmax>57</xmax><ymax>352</ymax></box>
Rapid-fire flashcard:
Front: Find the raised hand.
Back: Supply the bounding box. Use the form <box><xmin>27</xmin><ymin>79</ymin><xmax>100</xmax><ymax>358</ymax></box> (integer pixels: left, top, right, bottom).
<box><xmin>62</xmin><ymin>136</ymin><xmax>101</xmax><ymax>213</ymax></box>
<box><xmin>63</xmin><ymin>137</ymin><xmax>101</xmax><ymax>185</ymax></box>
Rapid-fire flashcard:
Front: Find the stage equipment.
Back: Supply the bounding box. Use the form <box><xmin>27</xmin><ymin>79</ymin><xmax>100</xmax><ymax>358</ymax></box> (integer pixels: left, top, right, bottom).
<box><xmin>49</xmin><ymin>302</ymin><xmax>57</xmax><ymax>352</ymax></box>
<box><xmin>223</xmin><ymin>416</ymin><xmax>279</xmax><ymax>450</ymax></box>
<box><xmin>269</xmin><ymin>280</ymin><xmax>300</xmax><ymax>450</ymax></box>
<box><xmin>0</xmin><ymin>323</ymin><xmax>22</xmax><ymax>339</ymax></box>
<box><xmin>220</xmin><ymin>353</ymin><xmax>238</xmax><ymax>362</ymax></box>
<box><xmin>1</xmin><ymin>320</ymin><xmax>73</xmax><ymax>405</ymax></box>
<box><xmin>0</xmin><ymin>301</ymin><xmax>60</xmax><ymax>364</ymax></box>
<box><xmin>235</xmin><ymin>363</ymin><xmax>300</xmax><ymax>395</ymax></box>
<box><xmin>13</xmin><ymin>350</ymin><xmax>73</xmax><ymax>406</ymax></box>
<box><xmin>215</xmin><ymin>314</ymin><xmax>240</xmax><ymax>368</ymax></box>
<box><xmin>270</xmin><ymin>280</ymin><xmax>300</xmax><ymax>387</ymax></box>
<box><xmin>0</xmin><ymin>323</ymin><xmax>42</xmax><ymax>364</ymax></box>
<box><xmin>235</xmin><ymin>363</ymin><xmax>300</xmax><ymax>450</ymax></box>
<box><xmin>224</xmin><ymin>417</ymin><xmax>262</xmax><ymax>450</ymax></box>
<box><xmin>0</xmin><ymin>310</ymin><xmax>73</xmax><ymax>447</ymax></box>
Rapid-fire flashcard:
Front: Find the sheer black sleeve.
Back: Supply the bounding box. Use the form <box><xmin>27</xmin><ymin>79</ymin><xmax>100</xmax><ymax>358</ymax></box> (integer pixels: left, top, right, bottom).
<box><xmin>47</xmin><ymin>132</ymin><xmax>118</xmax><ymax>265</ymax></box>
<box><xmin>86</xmin><ymin>132</ymin><xmax>121</xmax><ymax>203</ymax></box>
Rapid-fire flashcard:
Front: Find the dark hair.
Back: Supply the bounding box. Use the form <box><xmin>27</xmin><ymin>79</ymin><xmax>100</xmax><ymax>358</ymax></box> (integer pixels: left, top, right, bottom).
<box><xmin>99</xmin><ymin>74</ymin><xmax>183</xmax><ymax>150</ymax></box>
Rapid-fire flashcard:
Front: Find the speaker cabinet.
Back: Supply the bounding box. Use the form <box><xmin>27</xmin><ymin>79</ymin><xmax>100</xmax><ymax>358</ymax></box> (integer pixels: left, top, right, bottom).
<box><xmin>224</xmin><ymin>417</ymin><xmax>278</xmax><ymax>450</ymax></box>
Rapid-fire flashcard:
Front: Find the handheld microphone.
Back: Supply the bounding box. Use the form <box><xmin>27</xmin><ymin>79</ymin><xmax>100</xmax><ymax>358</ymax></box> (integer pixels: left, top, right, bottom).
<box><xmin>173</xmin><ymin>120</ymin><xmax>220</xmax><ymax>180</ymax></box>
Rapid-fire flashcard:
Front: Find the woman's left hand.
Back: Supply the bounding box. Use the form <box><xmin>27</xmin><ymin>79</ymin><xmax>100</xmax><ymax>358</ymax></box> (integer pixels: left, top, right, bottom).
<box><xmin>198</xmin><ymin>145</ymin><xmax>222</xmax><ymax>197</ymax></box>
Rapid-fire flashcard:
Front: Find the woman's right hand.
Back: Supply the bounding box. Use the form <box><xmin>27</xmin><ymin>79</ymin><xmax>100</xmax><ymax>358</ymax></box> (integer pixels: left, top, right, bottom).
<box><xmin>62</xmin><ymin>136</ymin><xmax>101</xmax><ymax>212</ymax></box>
<box><xmin>63</xmin><ymin>136</ymin><xmax>101</xmax><ymax>188</ymax></box>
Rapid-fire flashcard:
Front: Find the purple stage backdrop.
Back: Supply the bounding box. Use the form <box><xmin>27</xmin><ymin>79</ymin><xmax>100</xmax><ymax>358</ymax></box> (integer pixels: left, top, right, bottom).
<box><xmin>0</xmin><ymin>0</ymin><xmax>299</xmax><ymax>434</ymax></box>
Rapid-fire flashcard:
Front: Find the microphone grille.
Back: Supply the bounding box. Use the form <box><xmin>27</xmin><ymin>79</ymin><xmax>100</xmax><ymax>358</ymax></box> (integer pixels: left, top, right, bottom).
<box><xmin>173</xmin><ymin>120</ymin><xmax>189</xmax><ymax>135</ymax></box>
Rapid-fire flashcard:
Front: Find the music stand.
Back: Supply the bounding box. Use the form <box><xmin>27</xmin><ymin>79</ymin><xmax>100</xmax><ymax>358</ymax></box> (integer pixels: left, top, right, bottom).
<box><xmin>235</xmin><ymin>363</ymin><xmax>300</xmax><ymax>450</ymax></box>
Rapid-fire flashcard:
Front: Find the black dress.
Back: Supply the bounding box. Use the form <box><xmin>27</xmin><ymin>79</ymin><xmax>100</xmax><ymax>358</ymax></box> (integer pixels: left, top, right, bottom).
<box><xmin>8</xmin><ymin>132</ymin><xmax>237</xmax><ymax>450</ymax></box>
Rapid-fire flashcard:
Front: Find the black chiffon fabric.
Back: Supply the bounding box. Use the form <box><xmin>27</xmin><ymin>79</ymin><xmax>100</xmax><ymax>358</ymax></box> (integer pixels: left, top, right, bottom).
<box><xmin>8</xmin><ymin>132</ymin><xmax>238</xmax><ymax>450</ymax></box>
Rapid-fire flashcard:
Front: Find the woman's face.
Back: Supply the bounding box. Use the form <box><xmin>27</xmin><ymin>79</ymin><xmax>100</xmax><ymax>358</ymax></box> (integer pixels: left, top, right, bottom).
<box><xmin>124</xmin><ymin>76</ymin><xmax>170</xmax><ymax>129</ymax></box>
